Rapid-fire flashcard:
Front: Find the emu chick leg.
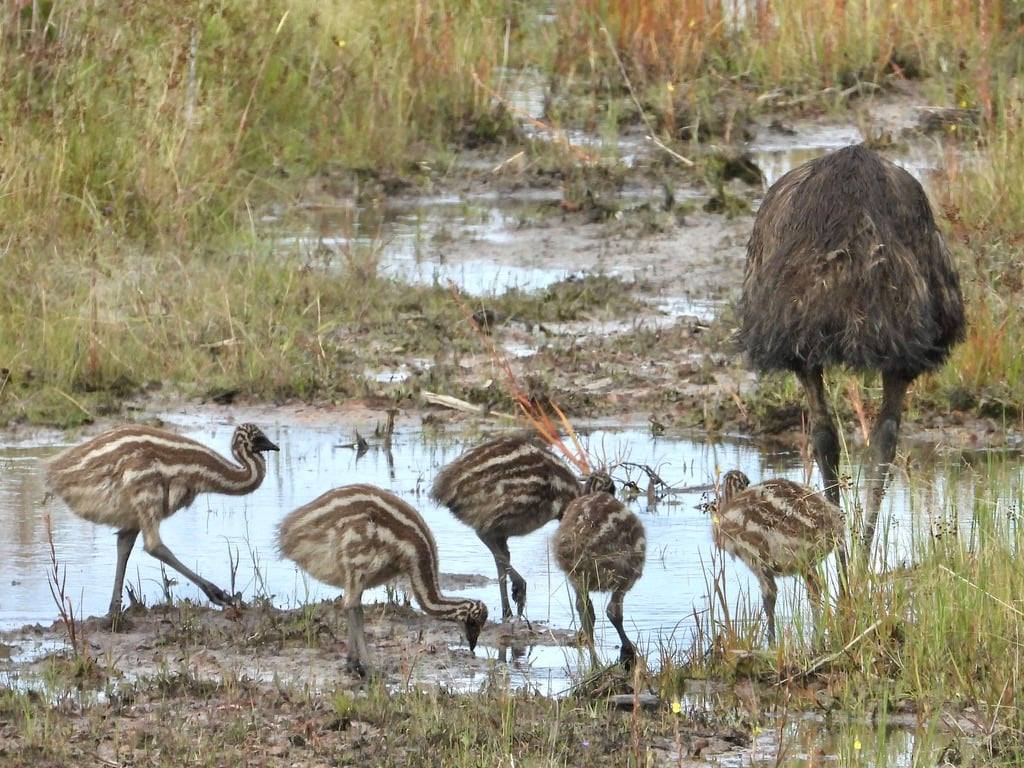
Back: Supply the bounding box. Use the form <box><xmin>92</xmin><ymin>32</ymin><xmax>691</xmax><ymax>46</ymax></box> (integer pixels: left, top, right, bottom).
<box><xmin>861</xmin><ymin>371</ymin><xmax>910</xmax><ymax>561</ymax></box>
<box><xmin>574</xmin><ymin>587</ymin><xmax>599</xmax><ymax>665</ymax></box>
<box><xmin>145</xmin><ymin>541</ymin><xmax>234</xmax><ymax>606</ymax></box>
<box><xmin>482</xmin><ymin>535</ymin><xmax>514</xmax><ymax>620</ymax></box>
<box><xmin>108</xmin><ymin>528</ymin><xmax>139</xmax><ymax>620</ymax></box>
<box><xmin>756</xmin><ymin>570</ymin><xmax>778</xmax><ymax>646</ymax></box>
<box><xmin>607</xmin><ymin>589</ymin><xmax>635</xmax><ymax>668</ymax></box>
<box><xmin>344</xmin><ymin>595</ymin><xmax>368</xmax><ymax>677</ymax></box>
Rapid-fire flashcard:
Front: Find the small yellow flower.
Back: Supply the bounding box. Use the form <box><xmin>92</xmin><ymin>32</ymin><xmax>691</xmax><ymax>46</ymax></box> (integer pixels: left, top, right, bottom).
<box><xmin>688</xmin><ymin>18</ymin><xmax>697</xmax><ymax>29</ymax></box>
<box><xmin>948</xmin><ymin>124</ymin><xmax>957</xmax><ymax>133</ymax></box>
<box><xmin>853</xmin><ymin>737</ymin><xmax>862</xmax><ymax>751</ymax></box>
<box><xmin>333</xmin><ymin>36</ymin><xmax>346</xmax><ymax>49</ymax></box>
<box><xmin>671</xmin><ymin>700</ymin><xmax>682</xmax><ymax>715</ymax></box>
<box><xmin>666</xmin><ymin>82</ymin><xmax>675</xmax><ymax>93</ymax></box>
<box><xmin>959</xmin><ymin>99</ymin><xmax>968</xmax><ymax>108</ymax></box>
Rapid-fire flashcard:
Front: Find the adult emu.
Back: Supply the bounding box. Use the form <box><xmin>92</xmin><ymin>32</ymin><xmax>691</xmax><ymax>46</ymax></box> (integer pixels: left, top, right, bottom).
<box><xmin>740</xmin><ymin>144</ymin><xmax>965</xmax><ymax>557</ymax></box>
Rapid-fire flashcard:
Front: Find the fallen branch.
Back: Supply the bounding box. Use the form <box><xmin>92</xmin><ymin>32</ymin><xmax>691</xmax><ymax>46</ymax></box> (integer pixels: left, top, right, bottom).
<box><xmin>421</xmin><ymin>391</ymin><xmax>517</xmax><ymax>421</ymax></box>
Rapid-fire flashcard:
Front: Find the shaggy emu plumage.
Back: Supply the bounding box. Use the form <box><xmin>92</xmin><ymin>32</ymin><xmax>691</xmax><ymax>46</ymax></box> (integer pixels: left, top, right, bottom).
<box><xmin>740</xmin><ymin>144</ymin><xmax>965</xmax><ymax>556</ymax></box>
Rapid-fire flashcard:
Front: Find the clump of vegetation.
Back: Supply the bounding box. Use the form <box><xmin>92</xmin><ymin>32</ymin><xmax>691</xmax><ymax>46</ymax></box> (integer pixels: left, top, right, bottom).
<box><xmin>488</xmin><ymin>274</ymin><xmax>651</xmax><ymax>324</ymax></box>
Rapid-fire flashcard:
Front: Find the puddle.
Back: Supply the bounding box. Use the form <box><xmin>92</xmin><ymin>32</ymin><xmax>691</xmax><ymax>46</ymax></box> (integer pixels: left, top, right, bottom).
<box><xmin>280</xmin><ymin>198</ymin><xmax>577</xmax><ymax>295</ymax></box>
<box><xmin>748</xmin><ymin>120</ymin><xmax>960</xmax><ymax>189</ymax></box>
<box><xmin>1</xmin><ymin>417</ymin><xmax>1020</xmax><ymax>695</ymax></box>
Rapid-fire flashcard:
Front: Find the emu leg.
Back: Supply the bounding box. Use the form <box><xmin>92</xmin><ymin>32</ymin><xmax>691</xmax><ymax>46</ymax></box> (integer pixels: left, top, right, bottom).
<box><xmin>803</xmin><ymin>570</ymin><xmax>823</xmax><ymax>631</ymax></box>
<box><xmin>797</xmin><ymin>367</ymin><xmax>850</xmax><ymax>593</ymax></box>
<box><xmin>483</xmin><ymin>535</ymin><xmax>514</xmax><ymax>620</ymax></box>
<box><xmin>861</xmin><ymin>371</ymin><xmax>910</xmax><ymax>562</ymax></box>
<box><xmin>796</xmin><ymin>366</ymin><xmax>841</xmax><ymax>504</ymax></box>
<box><xmin>344</xmin><ymin>592</ymin><xmax>368</xmax><ymax>677</ymax></box>
<box><xmin>143</xmin><ymin>489</ymin><xmax>235</xmax><ymax>608</ymax></box>
<box><xmin>107</xmin><ymin>528</ymin><xmax>139</xmax><ymax>628</ymax></box>
<box><xmin>573</xmin><ymin>587</ymin><xmax>599</xmax><ymax>666</ymax></box>
<box><xmin>508</xmin><ymin>565</ymin><xmax>528</xmax><ymax>619</ymax></box>
<box><xmin>607</xmin><ymin>589</ymin><xmax>636</xmax><ymax>668</ymax></box>
<box><xmin>145</xmin><ymin>541</ymin><xmax>235</xmax><ymax>607</ymax></box>
<box><xmin>755</xmin><ymin>570</ymin><xmax>778</xmax><ymax>646</ymax></box>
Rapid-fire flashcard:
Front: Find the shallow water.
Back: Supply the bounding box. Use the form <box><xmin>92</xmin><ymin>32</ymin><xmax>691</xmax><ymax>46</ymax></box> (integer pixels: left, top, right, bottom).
<box><xmin>1</xmin><ymin>415</ymin><xmax>1019</xmax><ymax>691</ymax></box>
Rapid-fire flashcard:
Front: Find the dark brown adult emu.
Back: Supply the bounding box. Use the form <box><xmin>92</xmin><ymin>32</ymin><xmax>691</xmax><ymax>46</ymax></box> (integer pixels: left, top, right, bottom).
<box><xmin>740</xmin><ymin>144</ymin><xmax>965</xmax><ymax>556</ymax></box>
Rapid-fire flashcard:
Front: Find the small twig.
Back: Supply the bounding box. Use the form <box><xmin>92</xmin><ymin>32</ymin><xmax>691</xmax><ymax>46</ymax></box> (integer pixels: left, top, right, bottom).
<box><xmin>778</xmin><ymin>619</ymin><xmax>882</xmax><ymax>684</ymax></box>
<box><xmin>645</xmin><ymin>134</ymin><xmax>695</xmax><ymax>166</ymax></box>
<box><xmin>618</xmin><ymin>461</ymin><xmax>669</xmax><ymax>490</ymax></box>
<box><xmin>53</xmin><ymin>388</ymin><xmax>93</xmax><ymax>420</ymax></box>
<box><xmin>420</xmin><ymin>392</ymin><xmax>516</xmax><ymax>421</ymax></box>
<box><xmin>491</xmin><ymin>150</ymin><xmax>525</xmax><ymax>175</ymax></box>
<box><xmin>86</xmin><ymin>752</ymin><xmax>120</xmax><ymax>768</ymax></box>
<box><xmin>45</xmin><ymin>513</ymin><xmax>85</xmax><ymax>658</ymax></box>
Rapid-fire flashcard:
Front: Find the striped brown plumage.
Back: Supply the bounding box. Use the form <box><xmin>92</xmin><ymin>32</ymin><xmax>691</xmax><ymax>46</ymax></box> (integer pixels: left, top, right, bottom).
<box><xmin>740</xmin><ymin>144</ymin><xmax>965</xmax><ymax>559</ymax></box>
<box><xmin>553</xmin><ymin>475</ymin><xmax>646</xmax><ymax>666</ymax></box>
<box><xmin>712</xmin><ymin>470</ymin><xmax>844</xmax><ymax>644</ymax></box>
<box><xmin>46</xmin><ymin>423</ymin><xmax>279</xmax><ymax>623</ymax></box>
<box><xmin>278</xmin><ymin>484</ymin><xmax>488</xmax><ymax>676</ymax></box>
<box><xmin>430</xmin><ymin>434</ymin><xmax>583</xmax><ymax>620</ymax></box>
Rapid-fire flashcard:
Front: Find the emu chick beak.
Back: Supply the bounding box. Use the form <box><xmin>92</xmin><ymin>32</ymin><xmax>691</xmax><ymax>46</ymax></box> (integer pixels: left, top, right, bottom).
<box><xmin>254</xmin><ymin>436</ymin><xmax>280</xmax><ymax>452</ymax></box>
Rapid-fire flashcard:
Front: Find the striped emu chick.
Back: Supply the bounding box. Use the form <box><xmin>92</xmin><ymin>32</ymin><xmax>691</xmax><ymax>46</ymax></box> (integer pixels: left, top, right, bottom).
<box><xmin>712</xmin><ymin>470</ymin><xmax>844</xmax><ymax>645</ymax></box>
<box><xmin>46</xmin><ymin>424</ymin><xmax>278</xmax><ymax>623</ymax></box>
<box><xmin>553</xmin><ymin>473</ymin><xmax>646</xmax><ymax>666</ymax></box>
<box><xmin>431</xmin><ymin>434</ymin><xmax>583</xmax><ymax>620</ymax></box>
<box><xmin>278</xmin><ymin>485</ymin><xmax>488</xmax><ymax>676</ymax></box>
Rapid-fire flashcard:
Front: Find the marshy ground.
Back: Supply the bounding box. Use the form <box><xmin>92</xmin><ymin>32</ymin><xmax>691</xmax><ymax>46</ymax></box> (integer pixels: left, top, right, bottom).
<box><xmin>3</xmin><ymin>1</ymin><xmax>1024</xmax><ymax>765</ymax></box>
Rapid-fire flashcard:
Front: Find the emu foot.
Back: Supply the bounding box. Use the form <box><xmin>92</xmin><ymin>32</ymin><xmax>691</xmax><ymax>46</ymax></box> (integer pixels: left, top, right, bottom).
<box><xmin>510</xmin><ymin>580</ymin><xmax>527</xmax><ymax>620</ymax></box>
<box><xmin>102</xmin><ymin>610</ymin><xmax>133</xmax><ymax>633</ymax></box>
<box><xmin>618</xmin><ymin>642</ymin><xmax>637</xmax><ymax>671</ymax></box>
<box><xmin>202</xmin><ymin>583</ymin><xmax>245</xmax><ymax>609</ymax></box>
<box><xmin>345</xmin><ymin>658</ymin><xmax>368</xmax><ymax>678</ymax></box>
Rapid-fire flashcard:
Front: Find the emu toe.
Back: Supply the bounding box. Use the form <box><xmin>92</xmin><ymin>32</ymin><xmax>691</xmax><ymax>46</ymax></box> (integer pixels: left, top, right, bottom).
<box><xmin>618</xmin><ymin>641</ymin><xmax>637</xmax><ymax>670</ymax></box>
<box><xmin>345</xmin><ymin>658</ymin><xmax>368</xmax><ymax>678</ymax></box>
<box><xmin>101</xmin><ymin>610</ymin><xmax>134</xmax><ymax>634</ymax></box>
<box><xmin>510</xmin><ymin>580</ymin><xmax>527</xmax><ymax>619</ymax></box>
<box><xmin>201</xmin><ymin>583</ymin><xmax>237</xmax><ymax>608</ymax></box>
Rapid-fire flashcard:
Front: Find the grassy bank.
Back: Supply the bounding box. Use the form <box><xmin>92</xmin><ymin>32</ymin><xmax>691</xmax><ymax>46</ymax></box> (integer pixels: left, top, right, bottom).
<box><xmin>0</xmin><ymin>232</ymin><xmax>646</xmax><ymax>426</ymax></box>
<box><xmin>0</xmin><ymin>0</ymin><xmax>524</xmax><ymax>241</ymax></box>
<box><xmin>2</xmin><ymin>0</ymin><xmax>1024</xmax><ymax>428</ymax></box>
